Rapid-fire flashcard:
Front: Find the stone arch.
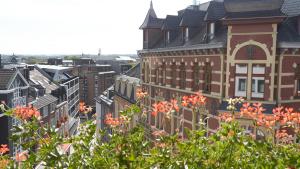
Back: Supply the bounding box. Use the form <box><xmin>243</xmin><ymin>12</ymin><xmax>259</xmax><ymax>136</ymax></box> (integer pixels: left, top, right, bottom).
<box><xmin>231</xmin><ymin>40</ymin><xmax>271</xmax><ymax>61</ymax></box>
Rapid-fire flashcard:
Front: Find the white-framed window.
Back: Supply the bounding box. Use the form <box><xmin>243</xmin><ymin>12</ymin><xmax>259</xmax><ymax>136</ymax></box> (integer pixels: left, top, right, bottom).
<box><xmin>235</xmin><ymin>76</ymin><xmax>247</xmax><ymax>97</ymax></box>
<box><xmin>251</xmin><ymin>77</ymin><xmax>264</xmax><ymax>98</ymax></box>
<box><xmin>252</xmin><ymin>65</ymin><xmax>265</xmax><ymax>74</ymax></box>
<box><xmin>236</xmin><ymin>64</ymin><xmax>247</xmax><ymax>74</ymax></box>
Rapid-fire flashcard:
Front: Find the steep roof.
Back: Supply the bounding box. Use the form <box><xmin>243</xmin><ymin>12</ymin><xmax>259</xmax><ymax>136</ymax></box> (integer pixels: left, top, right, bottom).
<box><xmin>32</xmin><ymin>95</ymin><xmax>58</xmax><ymax>110</ymax></box>
<box><xmin>179</xmin><ymin>9</ymin><xmax>206</xmax><ymax>27</ymax></box>
<box><xmin>162</xmin><ymin>15</ymin><xmax>181</xmax><ymax>30</ymax></box>
<box><xmin>225</xmin><ymin>9</ymin><xmax>285</xmax><ymax>19</ymax></box>
<box><xmin>281</xmin><ymin>0</ymin><xmax>300</xmax><ymax>17</ymax></box>
<box><xmin>204</xmin><ymin>1</ymin><xmax>226</xmax><ymax>21</ymax></box>
<box><xmin>140</xmin><ymin>1</ymin><xmax>164</xmax><ymax>29</ymax></box>
<box><xmin>0</xmin><ymin>69</ymin><xmax>16</xmax><ymax>90</ymax></box>
<box><xmin>224</xmin><ymin>0</ymin><xmax>284</xmax><ymax>13</ymax></box>
<box><xmin>278</xmin><ymin>18</ymin><xmax>300</xmax><ymax>42</ymax></box>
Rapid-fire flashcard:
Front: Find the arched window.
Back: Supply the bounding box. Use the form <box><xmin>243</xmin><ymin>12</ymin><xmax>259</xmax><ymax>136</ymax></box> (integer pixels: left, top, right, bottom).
<box><xmin>171</xmin><ymin>62</ymin><xmax>177</xmax><ymax>88</ymax></box>
<box><xmin>203</xmin><ymin>62</ymin><xmax>212</xmax><ymax>93</ymax></box>
<box><xmin>179</xmin><ymin>62</ymin><xmax>186</xmax><ymax>89</ymax></box>
<box><xmin>193</xmin><ymin>63</ymin><xmax>200</xmax><ymax>91</ymax></box>
<box><xmin>161</xmin><ymin>62</ymin><xmax>166</xmax><ymax>85</ymax></box>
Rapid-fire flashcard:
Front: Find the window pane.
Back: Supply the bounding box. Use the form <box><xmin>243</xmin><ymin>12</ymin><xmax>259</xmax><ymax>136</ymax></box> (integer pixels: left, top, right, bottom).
<box><xmin>298</xmin><ymin>79</ymin><xmax>300</xmax><ymax>92</ymax></box>
<box><xmin>236</xmin><ymin>64</ymin><xmax>247</xmax><ymax>74</ymax></box>
<box><xmin>239</xmin><ymin>79</ymin><xmax>246</xmax><ymax>91</ymax></box>
<box><xmin>257</xmin><ymin>80</ymin><xmax>264</xmax><ymax>93</ymax></box>
<box><xmin>252</xmin><ymin>79</ymin><xmax>255</xmax><ymax>92</ymax></box>
<box><xmin>253</xmin><ymin>65</ymin><xmax>265</xmax><ymax>74</ymax></box>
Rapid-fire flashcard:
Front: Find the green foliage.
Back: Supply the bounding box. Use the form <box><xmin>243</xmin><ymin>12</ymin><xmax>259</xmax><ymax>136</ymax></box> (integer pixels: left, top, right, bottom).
<box><xmin>2</xmin><ymin>105</ymin><xmax>300</xmax><ymax>169</ymax></box>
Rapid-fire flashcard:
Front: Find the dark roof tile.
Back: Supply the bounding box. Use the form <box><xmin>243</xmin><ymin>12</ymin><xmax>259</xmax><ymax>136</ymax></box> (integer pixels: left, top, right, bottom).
<box><xmin>162</xmin><ymin>15</ymin><xmax>181</xmax><ymax>30</ymax></box>
<box><xmin>33</xmin><ymin>95</ymin><xmax>58</xmax><ymax>110</ymax></box>
<box><xmin>225</xmin><ymin>9</ymin><xmax>285</xmax><ymax>19</ymax></box>
<box><xmin>0</xmin><ymin>69</ymin><xmax>16</xmax><ymax>90</ymax></box>
<box><xmin>204</xmin><ymin>1</ymin><xmax>226</xmax><ymax>21</ymax></box>
<box><xmin>281</xmin><ymin>0</ymin><xmax>300</xmax><ymax>17</ymax></box>
<box><xmin>179</xmin><ymin>9</ymin><xmax>206</xmax><ymax>27</ymax></box>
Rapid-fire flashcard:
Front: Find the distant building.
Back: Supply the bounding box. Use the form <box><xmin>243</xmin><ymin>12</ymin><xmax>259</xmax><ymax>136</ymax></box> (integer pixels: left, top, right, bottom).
<box><xmin>48</xmin><ymin>58</ymin><xmax>63</xmax><ymax>65</ymax></box>
<box><xmin>36</xmin><ymin>65</ymin><xmax>80</xmax><ymax>135</ymax></box>
<box><xmin>96</xmin><ymin>55</ymin><xmax>137</xmax><ymax>74</ymax></box>
<box><xmin>95</xmin><ymin>63</ymin><xmax>140</xmax><ymax>131</ymax></box>
<box><xmin>73</xmin><ymin>64</ymin><xmax>114</xmax><ymax>106</ymax></box>
<box><xmin>73</xmin><ymin>58</ymin><xmax>95</xmax><ymax>66</ymax></box>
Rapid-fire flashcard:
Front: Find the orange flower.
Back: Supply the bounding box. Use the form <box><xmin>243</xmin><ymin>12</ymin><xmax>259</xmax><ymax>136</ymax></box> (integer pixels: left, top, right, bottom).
<box><xmin>14</xmin><ymin>106</ymin><xmax>40</xmax><ymax>120</ymax></box>
<box><xmin>136</xmin><ymin>88</ymin><xmax>148</xmax><ymax>99</ymax></box>
<box><xmin>79</xmin><ymin>102</ymin><xmax>86</xmax><ymax>112</ymax></box>
<box><xmin>151</xmin><ymin>103</ymin><xmax>160</xmax><ymax>116</ymax></box>
<box><xmin>170</xmin><ymin>99</ymin><xmax>179</xmax><ymax>112</ymax></box>
<box><xmin>15</xmin><ymin>151</ymin><xmax>28</xmax><ymax>162</ymax></box>
<box><xmin>104</xmin><ymin>113</ymin><xmax>123</xmax><ymax>128</ymax></box>
<box><xmin>219</xmin><ymin>112</ymin><xmax>234</xmax><ymax>122</ymax></box>
<box><xmin>0</xmin><ymin>144</ymin><xmax>9</xmax><ymax>155</ymax></box>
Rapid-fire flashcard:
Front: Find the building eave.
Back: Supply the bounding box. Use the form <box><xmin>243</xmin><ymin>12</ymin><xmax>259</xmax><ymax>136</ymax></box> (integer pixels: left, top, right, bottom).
<box><xmin>278</xmin><ymin>42</ymin><xmax>300</xmax><ymax>48</ymax></box>
<box><xmin>138</xmin><ymin>42</ymin><xmax>226</xmax><ymax>54</ymax></box>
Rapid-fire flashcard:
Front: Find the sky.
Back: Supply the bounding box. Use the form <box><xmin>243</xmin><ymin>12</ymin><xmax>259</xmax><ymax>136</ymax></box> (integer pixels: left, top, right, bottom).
<box><xmin>0</xmin><ymin>0</ymin><xmax>209</xmax><ymax>55</ymax></box>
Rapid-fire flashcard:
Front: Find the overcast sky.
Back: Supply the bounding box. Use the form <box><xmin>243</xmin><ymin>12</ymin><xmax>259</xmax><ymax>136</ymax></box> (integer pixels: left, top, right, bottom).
<box><xmin>0</xmin><ymin>0</ymin><xmax>209</xmax><ymax>55</ymax></box>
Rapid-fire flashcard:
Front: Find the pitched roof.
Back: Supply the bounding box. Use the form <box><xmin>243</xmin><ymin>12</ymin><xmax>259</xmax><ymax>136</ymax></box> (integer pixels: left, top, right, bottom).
<box><xmin>140</xmin><ymin>1</ymin><xmax>164</xmax><ymax>29</ymax></box>
<box><xmin>179</xmin><ymin>9</ymin><xmax>206</xmax><ymax>27</ymax></box>
<box><xmin>162</xmin><ymin>15</ymin><xmax>181</xmax><ymax>30</ymax></box>
<box><xmin>204</xmin><ymin>1</ymin><xmax>226</xmax><ymax>21</ymax></box>
<box><xmin>281</xmin><ymin>0</ymin><xmax>300</xmax><ymax>17</ymax></box>
<box><xmin>0</xmin><ymin>69</ymin><xmax>16</xmax><ymax>90</ymax></box>
<box><xmin>278</xmin><ymin>18</ymin><xmax>300</xmax><ymax>42</ymax></box>
<box><xmin>225</xmin><ymin>9</ymin><xmax>285</xmax><ymax>19</ymax></box>
<box><xmin>29</xmin><ymin>68</ymin><xmax>59</xmax><ymax>94</ymax></box>
<box><xmin>224</xmin><ymin>0</ymin><xmax>284</xmax><ymax>13</ymax></box>
<box><xmin>32</xmin><ymin>95</ymin><xmax>58</xmax><ymax>110</ymax></box>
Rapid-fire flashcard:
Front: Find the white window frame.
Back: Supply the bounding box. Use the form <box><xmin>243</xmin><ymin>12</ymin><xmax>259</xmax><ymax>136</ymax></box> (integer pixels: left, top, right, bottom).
<box><xmin>236</xmin><ymin>64</ymin><xmax>247</xmax><ymax>74</ymax></box>
<box><xmin>235</xmin><ymin>76</ymin><xmax>247</xmax><ymax>97</ymax></box>
<box><xmin>251</xmin><ymin>77</ymin><xmax>264</xmax><ymax>98</ymax></box>
<box><xmin>252</xmin><ymin>65</ymin><xmax>265</xmax><ymax>74</ymax></box>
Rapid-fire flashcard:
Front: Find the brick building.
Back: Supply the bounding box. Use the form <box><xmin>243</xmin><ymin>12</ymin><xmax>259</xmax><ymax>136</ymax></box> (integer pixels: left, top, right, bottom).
<box><xmin>73</xmin><ymin>64</ymin><xmax>114</xmax><ymax>106</ymax></box>
<box><xmin>139</xmin><ymin>0</ymin><xmax>300</xmax><ymax>135</ymax></box>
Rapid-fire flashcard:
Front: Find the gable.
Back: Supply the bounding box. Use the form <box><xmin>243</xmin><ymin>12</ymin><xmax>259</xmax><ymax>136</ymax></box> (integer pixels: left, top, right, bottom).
<box><xmin>8</xmin><ymin>71</ymin><xmax>29</xmax><ymax>90</ymax></box>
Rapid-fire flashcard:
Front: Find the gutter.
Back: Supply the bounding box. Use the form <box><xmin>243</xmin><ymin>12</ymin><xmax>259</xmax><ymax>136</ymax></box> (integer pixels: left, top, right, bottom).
<box><xmin>138</xmin><ymin>42</ymin><xmax>225</xmax><ymax>54</ymax></box>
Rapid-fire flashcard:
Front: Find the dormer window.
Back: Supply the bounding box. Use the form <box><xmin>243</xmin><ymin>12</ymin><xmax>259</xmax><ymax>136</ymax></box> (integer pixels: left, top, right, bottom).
<box><xmin>209</xmin><ymin>22</ymin><xmax>215</xmax><ymax>40</ymax></box>
<box><xmin>166</xmin><ymin>31</ymin><xmax>170</xmax><ymax>44</ymax></box>
<box><xmin>184</xmin><ymin>27</ymin><xmax>189</xmax><ymax>42</ymax></box>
